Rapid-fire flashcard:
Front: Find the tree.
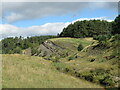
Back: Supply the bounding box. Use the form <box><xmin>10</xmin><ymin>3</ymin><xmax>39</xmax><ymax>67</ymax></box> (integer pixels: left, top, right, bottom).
<box><xmin>13</xmin><ymin>47</ymin><xmax>22</xmax><ymax>54</ymax></box>
<box><xmin>77</xmin><ymin>44</ymin><xmax>83</xmax><ymax>51</ymax></box>
<box><xmin>112</xmin><ymin>15</ymin><xmax>120</xmax><ymax>34</ymax></box>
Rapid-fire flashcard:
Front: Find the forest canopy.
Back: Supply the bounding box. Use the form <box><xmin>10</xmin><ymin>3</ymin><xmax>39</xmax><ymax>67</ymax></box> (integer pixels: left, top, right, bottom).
<box><xmin>59</xmin><ymin>20</ymin><xmax>113</xmax><ymax>38</ymax></box>
<box><xmin>0</xmin><ymin>36</ymin><xmax>57</xmax><ymax>54</ymax></box>
<box><xmin>59</xmin><ymin>15</ymin><xmax>120</xmax><ymax>38</ymax></box>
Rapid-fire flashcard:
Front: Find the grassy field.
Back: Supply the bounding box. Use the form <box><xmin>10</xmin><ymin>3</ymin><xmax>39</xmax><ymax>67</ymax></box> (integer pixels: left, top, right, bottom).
<box><xmin>2</xmin><ymin>37</ymin><xmax>119</xmax><ymax>88</ymax></box>
<box><xmin>2</xmin><ymin>54</ymin><xmax>103</xmax><ymax>88</ymax></box>
<box><xmin>49</xmin><ymin>37</ymin><xmax>94</xmax><ymax>48</ymax></box>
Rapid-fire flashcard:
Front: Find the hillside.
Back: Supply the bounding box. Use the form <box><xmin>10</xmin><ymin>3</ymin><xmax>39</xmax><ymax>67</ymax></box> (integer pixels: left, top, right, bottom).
<box><xmin>21</xmin><ymin>36</ymin><xmax>119</xmax><ymax>88</ymax></box>
<box><xmin>2</xmin><ymin>54</ymin><xmax>103</xmax><ymax>88</ymax></box>
<box><xmin>30</xmin><ymin>38</ymin><xmax>94</xmax><ymax>59</ymax></box>
<box><xmin>59</xmin><ymin>20</ymin><xmax>112</xmax><ymax>38</ymax></box>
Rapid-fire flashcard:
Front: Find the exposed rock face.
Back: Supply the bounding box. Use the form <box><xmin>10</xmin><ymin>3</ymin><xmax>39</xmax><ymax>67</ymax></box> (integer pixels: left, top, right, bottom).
<box><xmin>23</xmin><ymin>40</ymin><xmax>77</xmax><ymax>58</ymax></box>
<box><xmin>22</xmin><ymin>48</ymin><xmax>31</xmax><ymax>56</ymax></box>
<box><xmin>36</xmin><ymin>40</ymin><xmax>66</xmax><ymax>57</ymax></box>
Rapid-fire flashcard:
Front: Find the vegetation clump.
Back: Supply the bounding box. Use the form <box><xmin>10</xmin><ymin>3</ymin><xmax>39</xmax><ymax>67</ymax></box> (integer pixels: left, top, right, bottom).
<box><xmin>77</xmin><ymin>44</ymin><xmax>83</xmax><ymax>51</ymax></box>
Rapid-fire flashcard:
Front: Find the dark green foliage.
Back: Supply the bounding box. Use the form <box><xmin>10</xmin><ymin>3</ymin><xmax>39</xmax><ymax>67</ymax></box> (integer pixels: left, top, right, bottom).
<box><xmin>0</xmin><ymin>35</ymin><xmax>57</xmax><ymax>54</ymax></box>
<box><xmin>93</xmin><ymin>34</ymin><xmax>111</xmax><ymax>41</ymax></box>
<box><xmin>87</xmin><ymin>69</ymin><xmax>115</xmax><ymax>87</ymax></box>
<box><xmin>59</xmin><ymin>15</ymin><xmax>119</xmax><ymax>38</ymax></box>
<box><xmin>59</xmin><ymin>20</ymin><xmax>112</xmax><ymax>38</ymax></box>
<box><xmin>77</xmin><ymin>44</ymin><xmax>83</xmax><ymax>51</ymax></box>
<box><xmin>112</xmin><ymin>15</ymin><xmax>120</xmax><ymax>34</ymax></box>
<box><xmin>98</xmin><ymin>35</ymin><xmax>108</xmax><ymax>42</ymax></box>
<box><xmin>93</xmin><ymin>35</ymin><xmax>111</xmax><ymax>48</ymax></box>
<box><xmin>113</xmin><ymin>34</ymin><xmax>120</xmax><ymax>41</ymax></box>
<box><xmin>13</xmin><ymin>47</ymin><xmax>22</xmax><ymax>54</ymax></box>
<box><xmin>93</xmin><ymin>35</ymin><xmax>99</xmax><ymax>40</ymax></box>
<box><xmin>68</xmin><ymin>56</ymin><xmax>76</xmax><ymax>61</ymax></box>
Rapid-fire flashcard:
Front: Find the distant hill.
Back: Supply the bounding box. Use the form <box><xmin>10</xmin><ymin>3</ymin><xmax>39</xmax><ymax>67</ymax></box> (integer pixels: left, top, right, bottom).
<box><xmin>59</xmin><ymin>15</ymin><xmax>120</xmax><ymax>38</ymax></box>
<box><xmin>59</xmin><ymin>20</ymin><xmax>112</xmax><ymax>38</ymax></box>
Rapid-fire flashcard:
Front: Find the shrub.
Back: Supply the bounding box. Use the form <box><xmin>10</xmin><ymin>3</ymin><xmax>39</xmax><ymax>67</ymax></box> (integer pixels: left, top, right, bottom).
<box><xmin>68</xmin><ymin>56</ymin><xmax>75</xmax><ymax>61</ymax></box>
<box><xmin>13</xmin><ymin>47</ymin><xmax>22</xmax><ymax>54</ymax></box>
<box><xmin>96</xmin><ymin>35</ymin><xmax>111</xmax><ymax>48</ymax></box>
<box><xmin>98</xmin><ymin>35</ymin><xmax>107</xmax><ymax>42</ymax></box>
<box><xmin>77</xmin><ymin>44</ymin><xmax>83</xmax><ymax>51</ymax></box>
<box><xmin>93</xmin><ymin>35</ymin><xmax>99</xmax><ymax>40</ymax></box>
<box><xmin>113</xmin><ymin>34</ymin><xmax>120</xmax><ymax>41</ymax></box>
<box><xmin>93</xmin><ymin>34</ymin><xmax>111</xmax><ymax>41</ymax></box>
<box><xmin>52</xmin><ymin>56</ymin><xmax>60</xmax><ymax>63</ymax></box>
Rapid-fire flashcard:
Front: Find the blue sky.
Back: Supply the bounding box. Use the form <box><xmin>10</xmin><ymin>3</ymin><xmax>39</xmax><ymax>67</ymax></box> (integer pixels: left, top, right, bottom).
<box><xmin>7</xmin><ymin>8</ymin><xmax>117</xmax><ymax>27</ymax></box>
<box><xmin>0</xmin><ymin>2</ymin><xmax>118</xmax><ymax>38</ymax></box>
<box><xmin>3</xmin><ymin>3</ymin><xmax>118</xmax><ymax>27</ymax></box>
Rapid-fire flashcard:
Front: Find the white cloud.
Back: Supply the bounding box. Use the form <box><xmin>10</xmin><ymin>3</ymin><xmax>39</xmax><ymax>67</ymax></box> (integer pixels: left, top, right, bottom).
<box><xmin>1</xmin><ymin>2</ymin><xmax>117</xmax><ymax>23</ymax></box>
<box><xmin>0</xmin><ymin>22</ymin><xmax>70</xmax><ymax>39</ymax></box>
<box><xmin>5</xmin><ymin>13</ymin><xmax>25</xmax><ymax>23</ymax></box>
<box><xmin>0</xmin><ymin>17</ymin><xmax>113</xmax><ymax>39</ymax></box>
<box><xmin>2</xmin><ymin>2</ymin><xmax>88</xmax><ymax>23</ymax></box>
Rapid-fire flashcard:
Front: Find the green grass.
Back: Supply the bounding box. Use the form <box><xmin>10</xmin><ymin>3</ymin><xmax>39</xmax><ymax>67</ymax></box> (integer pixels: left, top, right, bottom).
<box><xmin>2</xmin><ymin>37</ymin><xmax>119</xmax><ymax>88</ymax></box>
<box><xmin>49</xmin><ymin>37</ymin><xmax>94</xmax><ymax>47</ymax></box>
<box><xmin>2</xmin><ymin>54</ymin><xmax>103</xmax><ymax>88</ymax></box>
<box><xmin>55</xmin><ymin>40</ymin><xmax>119</xmax><ymax>88</ymax></box>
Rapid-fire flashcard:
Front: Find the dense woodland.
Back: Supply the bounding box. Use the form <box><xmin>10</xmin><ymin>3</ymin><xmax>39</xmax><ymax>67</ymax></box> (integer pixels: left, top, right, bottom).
<box><xmin>59</xmin><ymin>20</ymin><xmax>112</xmax><ymax>37</ymax></box>
<box><xmin>0</xmin><ymin>15</ymin><xmax>120</xmax><ymax>54</ymax></box>
<box><xmin>0</xmin><ymin>36</ymin><xmax>57</xmax><ymax>54</ymax></box>
<box><xmin>59</xmin><ymin>15</ymin><xmax>120</xmax><ymax>37</ymax></box>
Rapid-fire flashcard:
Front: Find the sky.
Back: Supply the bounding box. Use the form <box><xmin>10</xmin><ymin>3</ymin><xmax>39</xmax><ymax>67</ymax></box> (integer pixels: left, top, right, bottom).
<box><xmin>0</xmin><ymin>1</ymin><xmax>119</xmax><ymax>39</ymax></box>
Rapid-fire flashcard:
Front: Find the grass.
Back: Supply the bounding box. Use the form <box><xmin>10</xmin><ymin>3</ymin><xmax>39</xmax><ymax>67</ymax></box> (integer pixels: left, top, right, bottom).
<box><xmin>2</xmin><ymin>54</ymin><xmax>103</xmax><ymax>88</ymax></box>
<box><xmin>2</xmin><ymin>37</ymin><xmax>119</xmax><ymax>88</ymax></box>
<box><xmin>46</xmin><ymin>37</ymin><xmax>94</xmax><ymax>57</ymax></box>
<box><xmin>55</xmin><ymin>39</ymin><xmax>119</xmax><ymax>88</ymax></box>
<box><xmin>49</xmin><ymin>37</ymin><xmax>94</xmax><ymax>47</ymax></box>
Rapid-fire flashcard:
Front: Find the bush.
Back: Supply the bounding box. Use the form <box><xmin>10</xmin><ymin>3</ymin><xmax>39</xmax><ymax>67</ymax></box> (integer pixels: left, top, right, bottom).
<box><xmin>95</xmin><ymin>35</ymin><xmax>111</xmax><ymax>48</ymax></box>
<box><xmin>107</xmin><ymin>34</ymin><xmax>112</xmax><ymax>40</ymax></box>
<box><xmin>68</xmin><ymin>56</ymin><xmax>75</xmax><ymax>61</ymax></box>
<box><xmin>93</xmin><ymin>35</ymin><xmax>99</xmax><ymax>40</ymax></box>
<box><xmin>77</xmin><ymin>44</ymin><xmax>83</xmax><ymax>51</ymax></box>
<box><xmin>52</xmin><ymin>56</ymin><xmax>60</xmax><ymax>63</ymax></box>
<box><xmin>98</xmin><ymin>35</ymin><xmax>107</xmax><ymax>42</ymax></box>
<box><xmin>113</xmin><ymin>34</ymin><xmax>120</xmax><ymax>41</ymax></box>
<box><xmin>13</xmin><ymin>47</ymin><xmax>22</xmax><ymax>54</ymax></box>
<box><xmin>100</xmin><ymin>76</ymin><xmax>115</xmax><ymax>86</ymax></box>
<box><xmin>93</xmin><ymin>34</ymin><xmax>111</xmax><ymax>41</ymax></box>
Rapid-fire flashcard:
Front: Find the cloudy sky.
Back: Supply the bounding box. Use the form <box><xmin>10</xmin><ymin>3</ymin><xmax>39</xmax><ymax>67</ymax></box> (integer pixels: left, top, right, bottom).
<box><xmin>0</xmin><ymin>0</ymin><xmax>119</xmax><ymax>39</ymax></box>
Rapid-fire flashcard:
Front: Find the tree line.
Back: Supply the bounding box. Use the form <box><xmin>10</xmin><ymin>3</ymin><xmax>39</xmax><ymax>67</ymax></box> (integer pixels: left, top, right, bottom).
<box><xmin>59</xmin><ymin>15</ymin><xmax>120</xmax><ymax>37</ymax></box>
<box><xmin>0</xmin><ymin>36</ymin><xmax>57</xmax><ymax>54</ymax></box>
